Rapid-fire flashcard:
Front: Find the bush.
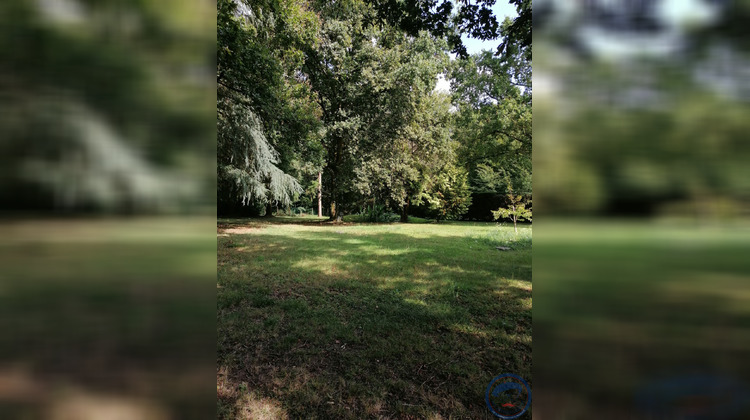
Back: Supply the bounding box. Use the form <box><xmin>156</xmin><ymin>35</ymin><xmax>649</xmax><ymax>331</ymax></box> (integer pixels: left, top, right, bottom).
<box><xmin>422</xmin><ymin>166</ymin><xmax>472</xmax><ymax>221</ymax></box>
<box><xmin>355</xmin><ymin>204</ymin><xmax>399</xmax><ymax>223</ymax></box>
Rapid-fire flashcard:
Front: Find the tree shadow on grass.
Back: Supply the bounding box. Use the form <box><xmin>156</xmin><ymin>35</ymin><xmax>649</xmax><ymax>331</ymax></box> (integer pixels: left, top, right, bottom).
<box><xmin>218</xmin><ymin>223</ymin><xmax>532</xmax><ymax>419</ymax></box>
<box><xmin>218</xmin><ymin>216</ymin><xmax>340</xmax><ymax>230</ymax></box>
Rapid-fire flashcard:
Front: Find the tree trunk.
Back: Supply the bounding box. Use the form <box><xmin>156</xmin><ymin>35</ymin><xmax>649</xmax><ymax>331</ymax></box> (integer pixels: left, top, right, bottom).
<box><xmin>400</xmin><ymin>196</ymin><xmax>410</xmax><ymax>223</ymax></box>
<box><xmin>264</xmin><ymin>201</ymin><xmax>273</xmax><ymax>218</ymax></box>
<box><xmin>329</xmin><ymin>176</ymin><xmax>342</xmax><ymax>222</ymax></box>
<box><xmin>329</xmin><ymin>168</ymin><xmax>337</xmax><ymax>221</ymax></box>
<box><xmin>330</xmin><ymin>201</ymin><xmax>341</xmax><ymax>222</ymax></box>
<box><xmin>317</xmin><ymin>171</ymin><xmax>322</xmax><ymax>218</ymax></box>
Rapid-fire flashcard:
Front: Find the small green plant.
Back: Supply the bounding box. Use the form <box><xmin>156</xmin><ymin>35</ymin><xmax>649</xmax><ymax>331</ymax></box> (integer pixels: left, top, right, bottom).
<box><xmin>492</xmin><ymin>183</ymin><xmax>532</xmax><ymax>234</ymax></box>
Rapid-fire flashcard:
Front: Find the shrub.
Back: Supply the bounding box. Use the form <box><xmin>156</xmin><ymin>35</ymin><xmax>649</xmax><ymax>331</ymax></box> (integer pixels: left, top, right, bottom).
<box><xmin>357</xmin><ymin>204</ymin><xmax>399</xmax><ymax>223</ymax></box>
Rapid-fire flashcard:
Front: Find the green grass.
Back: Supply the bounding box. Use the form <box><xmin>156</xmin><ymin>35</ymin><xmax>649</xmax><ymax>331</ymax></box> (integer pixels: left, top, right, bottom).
<box><xmin>217</xmin><ymin>218</ymin><xmax>532</xmax><ymax>419</ymax></box>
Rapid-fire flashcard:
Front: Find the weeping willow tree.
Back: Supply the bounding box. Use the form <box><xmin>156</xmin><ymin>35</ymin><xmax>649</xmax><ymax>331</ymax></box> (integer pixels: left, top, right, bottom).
<box><xmin>218</xmin><ymin>95</ymin><xmax>302</xmax><ymax>215</ymax></box>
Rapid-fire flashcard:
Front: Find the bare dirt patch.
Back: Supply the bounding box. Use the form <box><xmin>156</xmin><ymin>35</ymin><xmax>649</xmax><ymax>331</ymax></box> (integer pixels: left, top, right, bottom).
<box><xmin>218</xmin><ymin>226</ymin><xmax>263</xmax><ymax>235</ymax></box>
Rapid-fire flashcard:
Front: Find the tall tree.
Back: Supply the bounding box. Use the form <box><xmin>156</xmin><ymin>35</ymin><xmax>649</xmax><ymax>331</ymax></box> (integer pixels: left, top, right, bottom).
<box><xmin>306</xmin><ymin>1</ymin><xmax>449</xmax><ymax>221</ymax></box>
<box><xmin>303</xmin><ymin>0</ymin><xmax>371</xmax><ymax>220</ymax></box>
<box><xmin>450</xmin><ymin>48</ymin><xmax>531</xmax><ymax>218</ymax></box>
<box><xmin>217</xmin><ymin>0</ymin><xmax>322</xmax><ymax>215</ymax></box>
<box><xmin>354</xmin><ymin>92</ymin><xmax>454</xmax><ymax>222</ymax></box>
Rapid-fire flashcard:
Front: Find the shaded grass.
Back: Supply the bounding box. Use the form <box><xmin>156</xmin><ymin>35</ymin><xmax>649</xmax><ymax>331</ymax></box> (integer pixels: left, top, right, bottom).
<box><xmin>340</xmin><ymin>214</ymin><xmax>436</xmax><ymax>224</ymax></box>
<box><xmin>217</xmin><ymin>219</ymin><xmax>532</xmax><ymax>419</ymax></box>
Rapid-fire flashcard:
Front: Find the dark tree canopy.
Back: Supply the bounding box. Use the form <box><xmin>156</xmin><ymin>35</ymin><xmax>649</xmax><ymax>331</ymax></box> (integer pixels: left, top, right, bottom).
<box><xmin>367</xmin><ymin>0</ymin><xmax>531</xmax><ymax>58</ymax></box>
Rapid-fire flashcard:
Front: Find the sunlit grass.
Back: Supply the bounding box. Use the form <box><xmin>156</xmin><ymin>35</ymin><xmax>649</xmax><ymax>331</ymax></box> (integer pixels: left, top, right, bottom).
<box><xmin>217</xmin><ymin>218</ymin><xmax>532</xmax><ymax>419</ymax></box>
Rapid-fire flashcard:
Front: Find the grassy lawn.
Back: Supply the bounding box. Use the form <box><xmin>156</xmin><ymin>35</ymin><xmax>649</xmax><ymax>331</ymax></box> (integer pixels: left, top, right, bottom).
<box><xmin>217</xmin><ymin>217</ymin><xmax>532</xmax><ymax>419</ymax></box>
<box><xmin>533</xmin><ymin>220</ymin><xmax>750</xmax><ymax>419</ymax></box>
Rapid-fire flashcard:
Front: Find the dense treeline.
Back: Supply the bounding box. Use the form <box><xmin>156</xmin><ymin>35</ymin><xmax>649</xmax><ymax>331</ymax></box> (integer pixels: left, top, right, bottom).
<box><xmin>217</xmin><ymin>0</ymin><xmax>531</xmax><ymax>222</ymax></box>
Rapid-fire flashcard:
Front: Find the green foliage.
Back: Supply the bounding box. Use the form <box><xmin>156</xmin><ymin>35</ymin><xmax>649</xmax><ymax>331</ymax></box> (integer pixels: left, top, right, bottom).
<box><xmin>491</xmin><ymin>177</ymin><xmax>531</xmax><ymax>233</ymax></box>
<box><xmin>450</xmin><ymin>49</ymin><xmax>531</xmax><ymax>220</ymax></box>
<box><xmin>475</xmin><ymin>163</ymin><xmax>530</xmax><ymax>197</ymax></box>
<box><xmin>369</xmin><ymin>0</ymin><xmax>531</xmax><ymax>58</ymax></box>
<box><xmin>533</xmin><ymin>2</ymin><xmax>750</xmax><ymax>217</ymax></box>
<box><xmin>355</xmin><ymin>204</ymin><xmax>399</xmax><ymax>223</ymax></box>
<box><xmin>492</xmin><ymin>196</ymin><xmax>532</xmax><ymax>222</ymax></box>
<box><xmin>217</xmin><ymin>0</ymin><xmax>534</xmax><ymax>225</ymax></box>
<box><xmin>492</xmin><ymin>194</ymin><xmax>532</xmax><ymax>233</ymax></box>
<box><xmin>423</xmin><ymin>165</ymin><xmax>473</xmax><ymax>221</ymax></box>
<box><xmin>499</xmin><ymin>0</ymin><xmax>531</xmax><ymax>60</ymax></box>
<box><xmin>217</xmin><ymin>101</ymin><xmax>302</xmax><ymax>207</ymax></box>
<box><xmin>217</xmin><ymin>0</ymin><xmax>323</xmax><ymax>212</ymax></box>
<box><xmin>535</xmin><ymin>88</ymin><xmax>750</xmax><ymax>215</ymax></box>
<box><xmin>354</xmin><ymin>91</ymin><xmax>454</xmax><ymax>217</ymax></box>
<box><xmin>359</xmin><ymin>204</ymin><xmax>387</xmax><ymax>222</ymax></box>
<box><xmin>306</xmin><ymin>4</ymin><xmax>451</xmax><ymax>220</ymax></box>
